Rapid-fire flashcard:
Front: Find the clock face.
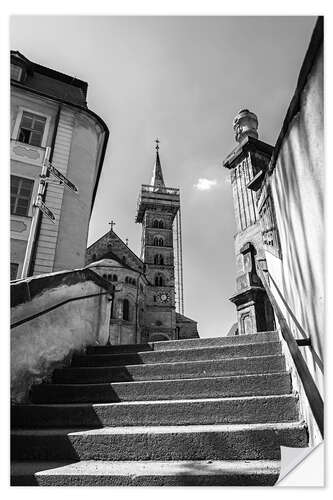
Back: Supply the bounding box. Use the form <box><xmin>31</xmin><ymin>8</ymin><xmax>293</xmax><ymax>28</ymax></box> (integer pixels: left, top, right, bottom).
<box><xmin>159</xmin><ymin>292</ymin><xmax>169</xmax><ymax>303</ymax></box>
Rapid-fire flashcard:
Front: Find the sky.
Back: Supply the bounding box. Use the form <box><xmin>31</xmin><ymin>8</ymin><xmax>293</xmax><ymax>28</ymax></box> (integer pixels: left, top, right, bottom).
<box><xmin>10</xmin><ymin>15</ymin><xmax>316</xmax><ymax>337</ymax></box>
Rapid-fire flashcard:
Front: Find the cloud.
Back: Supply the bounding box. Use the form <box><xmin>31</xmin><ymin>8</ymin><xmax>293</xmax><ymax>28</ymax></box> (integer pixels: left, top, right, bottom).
<box><xmin>194</xmin><ymin>178</ymin><xmax>218</xmax><ymax>191</ymax></box>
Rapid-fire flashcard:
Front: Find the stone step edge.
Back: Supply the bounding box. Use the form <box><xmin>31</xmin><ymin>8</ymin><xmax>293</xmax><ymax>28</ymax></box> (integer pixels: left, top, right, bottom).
<box><xmin>62</xmin><ymin>353</ymin><xmax>285</xmax><ymax>371</ymax></box>
<box><xmin>32</xmin><ymin>370</ymin><xmax>291</xmax><ymax>389</ymax></box>
<box><xmin>88</xmin><ymin>331</ymin><xmax>278</xmax><ymax>353</ymax></box>
<box><xmin>81</xmin><ymin>341</ymin><xmax>281</xmax><ymax>360</ymax></box>
<box><xmin>12</xmin><ymin>420</ymin><xmax>307</xmax><ymax>437</ymax></box>
<box><xmin>15</xmin><ymin>392</ymin><xmax>298</xmax><ymax>410</ymax></box>
<box><xmin>11</xmin><ymin>459</ymin><xmax>281</xmax><ymax>477</ymax></box>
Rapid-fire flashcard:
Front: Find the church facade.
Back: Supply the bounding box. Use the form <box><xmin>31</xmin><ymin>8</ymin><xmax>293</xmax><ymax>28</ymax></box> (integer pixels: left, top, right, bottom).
<box><xmin>85</xmin><ymin>144</ymin><xmax>198</xmax><ymax>344</ymax></box>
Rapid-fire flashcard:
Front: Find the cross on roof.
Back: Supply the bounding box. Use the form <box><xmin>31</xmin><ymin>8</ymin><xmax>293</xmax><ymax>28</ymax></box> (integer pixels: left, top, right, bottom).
<box><xmin>155</xmin><ymin>138</ymin><xmax>160</xmax><ymax>151</ymax></box>
<box><xmin>108</xmin><ymin>220</ymin><xmax>116</xmax><ymax>231</ymax></box>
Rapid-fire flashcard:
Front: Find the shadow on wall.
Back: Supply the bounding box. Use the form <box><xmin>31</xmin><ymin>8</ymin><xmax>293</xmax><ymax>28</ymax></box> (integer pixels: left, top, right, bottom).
<box><xmin>270</xmin><ymin>44</ymin><xmax>324</xmax><ymax>363</ymax></box>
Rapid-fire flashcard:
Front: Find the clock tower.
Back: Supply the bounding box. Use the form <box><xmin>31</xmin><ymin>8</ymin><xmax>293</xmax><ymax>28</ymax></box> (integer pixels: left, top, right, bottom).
<box><xmin>136</xmin><ymin>140</ymin><xmax>180</xmax><ymax>341</ymax></box>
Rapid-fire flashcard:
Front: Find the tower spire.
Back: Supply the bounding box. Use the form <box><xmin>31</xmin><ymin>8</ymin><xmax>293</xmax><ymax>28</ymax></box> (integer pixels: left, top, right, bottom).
<box><xmin>150</xmin><ymin>138</ymin><xmax>165</xmax><ymax>187</ymax></box>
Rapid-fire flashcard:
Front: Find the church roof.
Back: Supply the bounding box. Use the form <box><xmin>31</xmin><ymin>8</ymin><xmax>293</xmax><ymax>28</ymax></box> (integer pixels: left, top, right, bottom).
<box><xmin>150</xmin><ymin>142</ymin><xmax>165</xmax><ymax>187</ymax></box>
<box><xmin>86</xmin><ymin>229</ymin><xmax>145</xmax><ymax>273</ymax></box>
<box><xmin>176</xmin><ymin>312</ymin><xmax>197</xmax><ymax>324</ymax></box>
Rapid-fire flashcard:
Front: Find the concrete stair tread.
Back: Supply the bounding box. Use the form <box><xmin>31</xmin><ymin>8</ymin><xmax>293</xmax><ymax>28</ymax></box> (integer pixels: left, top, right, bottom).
<box><xmin>75</xmin><ymin>342</ymin><xmax>282</xmax><ymax>367</ymax></box>
<box><xmin>11</xmin><ymin>459</ymin><xmax>281</xmax><ymax>485</ymax></box>
<box><xmin>12</xmin><ymin>393</ymin><xmax>299</xmax><ymax>427</ymax></box>
<box><xmin>11</xmin><ymin>422</ymin><xmax>308</xmax><ymax>462</ymax></box>
<box><xmin>20</xmin><ymin>392</ymin><xmax>297</xmax><ymax>408</ymax></box>
<box><xmin>55</xmin><ymin>354</ymin><xmax>285</xmax><ymax>377</ymax></box>
<box><xmin>30</xmin><ymin>371</ymin><xmax>292</xmax><ymax>403</ymax></box>
<box><xmin>89</xmin><ymin>331</ymin><xmax>279</xmax><ymax>354</ymax></box>
<box><xmin>12</xmin><ymin>420</ymin><xmax>307</xmax><ymax>436</ymax></box>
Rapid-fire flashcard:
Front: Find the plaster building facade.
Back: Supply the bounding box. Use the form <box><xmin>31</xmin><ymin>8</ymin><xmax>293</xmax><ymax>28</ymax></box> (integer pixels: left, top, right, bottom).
<box><xmin>10</xmin><ymin>51</ymin><xmax>109</xmax><ymax>280</ymax></box>
<box><xmin>86</xmin><ymin>146</ymin><xmax>198</xmax><ymax>344</ymax></box>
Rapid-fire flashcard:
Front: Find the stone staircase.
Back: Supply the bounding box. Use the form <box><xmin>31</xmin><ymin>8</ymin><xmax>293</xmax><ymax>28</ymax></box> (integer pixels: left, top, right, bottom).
<box><xmin>11</xmin><ymin>331</ymin><xmax>308</xmax><ymax>486</ymax></box>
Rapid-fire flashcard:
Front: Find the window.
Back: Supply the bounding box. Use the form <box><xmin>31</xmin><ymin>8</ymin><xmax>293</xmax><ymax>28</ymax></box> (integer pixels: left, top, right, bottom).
<box><xmin>123</xmin><ymin>299</ymin><xmax>130</xmax><ymax>321</ymax></box>
<box><xmin>154</xmin><ymin>254</ymin><xmax>164</xmax><ymax>265</ymax></box>
<box><xmin>11</xmin><ymin>64</ymin><xmax>22</xmax><ymax>81</ymax></box>
<box><xmin>18</xmin><ymin>112</ymin><xmax>46</xmax><ymax>147</ymax></box>
<box><xmin>112</xmin><ymin>274</ymin><xmax>118</xmax><ymax>282</ymax></box>
<box><xmin>11</xmin><ymin>176</ymin><xmax>34</xmax><ymax>216</ymax></box>
<box><xmin>10</xmin><ymin>263</ymin><xmax>19</xmax><ymax>280</ymax></box>
<box><xmin>154</xmin><ymin>274</ymin><xmax>164</xmax><ymax>287</ymax></box>
<box><xmin>153</xmin><ymin>219</ymin><xmax>164</xmax><ymax>229</ymax></box>
<box><xmin>153</xmin><ymin>237</ymin><xmax>164</xmax><ymax>247</ymax></box>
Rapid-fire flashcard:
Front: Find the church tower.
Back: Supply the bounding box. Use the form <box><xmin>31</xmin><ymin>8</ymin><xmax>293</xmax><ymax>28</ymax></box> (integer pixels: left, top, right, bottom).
<box><xmin>136</xmin><ymin>141</ymin><xmax>180</xmax><ymax>341</ymax></box>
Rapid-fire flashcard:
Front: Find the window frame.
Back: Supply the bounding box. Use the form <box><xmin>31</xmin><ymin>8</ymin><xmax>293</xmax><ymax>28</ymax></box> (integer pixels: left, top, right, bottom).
<box><xmin>10</xmin><ymin>175</ymin><xmax>35</xmax><ymax>217</ymax></box>
<box><xmin>10</xmin><ymin>64</ymin><xmax>23</xmax><ymax>82</ymax></box>
<box><xmin>12</xmin><ymin>107</ymin><xmax>51</xmax><ymax>148</ymax></box>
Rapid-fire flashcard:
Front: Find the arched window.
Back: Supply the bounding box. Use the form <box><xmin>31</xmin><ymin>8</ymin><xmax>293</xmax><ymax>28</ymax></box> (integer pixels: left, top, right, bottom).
<box><xmin>112</xmin><ymin>274</ymin><xmax>118</xmax><ymax>282</ymax></box>
<box><xmin>125</xmin><ymin>276</ymin><xmax>129</xmax><ymax>283</ymax></box>
<box><xmin>132</xmin><ymin>278</ymin><xmax>136</xmax><ymax>285</ymax></box>
<box><xmin>122</xmin><ymin>256</ymin><xmax>126</xmax><ymax>264</ymax></box>
<box><xmin>154</xmin><ymin>274</ymin><xmax>164</xmax><ymax>287</ymax></box>
<box><xmin>92</xmin><ymin>253</ymin><xmax>97</xmax><ymax>261</ymax></box>
<box><xmin>154</xmin><ymin>254</ymin><xmax>164</xmax><ymax>265</ymax></box>
<box><xmin>107</xmin><ymin>274</ymin><xmax>112</xmax><ymax>281</ymax></box>
<box><xmin>158</xmin><ymin>220</ymin><xmax>164</xmax><ymax>229</ymax></box>
<box><xmin>102</xmin><ymin>273</ymin><xmax>107</xmax><ymax>280</ymax></box>
<box><xmin>123</xmin><ymin>299</ymin><xmax>130</xmax><ymax>321</ymax></box>
<box><xmin>153</xmin><ymin>237</ymin><xmax>164</xmax><ymax>247</ymax></box>
<box><xmin>153</xmin><ymin>220</ymin><xmax>159</xmax><ymax>228</ymax></box>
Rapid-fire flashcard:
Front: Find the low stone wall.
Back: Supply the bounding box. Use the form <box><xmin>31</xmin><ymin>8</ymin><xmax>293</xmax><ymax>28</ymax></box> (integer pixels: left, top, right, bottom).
<box><xmin>11</xmin><ymin>268</ymin><xmax>113</xmax><ymax>403</ymax></box>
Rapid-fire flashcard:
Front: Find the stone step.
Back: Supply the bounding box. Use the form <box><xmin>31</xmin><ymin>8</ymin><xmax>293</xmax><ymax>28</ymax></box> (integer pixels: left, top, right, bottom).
<box><xmin>12</xmin><ymin>394</ymin><xmax>299</xmax><ymax>429</ymax></box>
<box><xmin>30</xmin><ymin>372</ymin><xmax>292</xmax><ymax>404</ymax></box>
<box><xmin>73</xmin><ymin>342</ymin><xmax>282</xmax><ymax>367</ymax></box>
<box><xmin>87</xmin><ymin>331</ymin><xmax>279</xmax><ymax>355</ymax></box>
<box><xmin>10</xmin><ymin>459</ymin><xmax>281</xmax><ymax>486</ymax></box>
<box><xmin>53</xmin><ymin>355</ymin><xmax>286</xmax><ymax>384</ymax></box>
<box><xmin>11</xmin><ymin>422</ymin><xmax>308</xmax><ymax>461</ymax></box>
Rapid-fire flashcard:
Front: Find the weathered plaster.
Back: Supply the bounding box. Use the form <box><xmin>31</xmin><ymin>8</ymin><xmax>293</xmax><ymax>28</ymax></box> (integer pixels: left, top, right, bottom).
<box><xmin>11</xmin><ymin>269</ymin><xmax>112</xmax><ymax>403</ymax></box>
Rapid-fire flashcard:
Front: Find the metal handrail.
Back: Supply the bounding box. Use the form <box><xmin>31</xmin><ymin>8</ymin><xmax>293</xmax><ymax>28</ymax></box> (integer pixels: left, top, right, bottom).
<box><xmin>11</xmin><ymin>291</ymin><xmax>112</xmax><ymax>330</ymax></box>
<box><xmin>257</xmin><ymin>263</ymin><xmax>324</xmax><ymax>437</ymax></box>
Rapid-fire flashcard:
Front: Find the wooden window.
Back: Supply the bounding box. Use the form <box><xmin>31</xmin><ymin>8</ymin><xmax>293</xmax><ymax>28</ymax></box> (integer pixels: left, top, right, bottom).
<box><xmin>18</xmin><ymin>111</ymin><xmax>46</xmax><ymax>147</ymax></box>
<box><xmin>10</xmin><ymin>175</ymin><xmax>34</xmax><ymax>216</ymax></box>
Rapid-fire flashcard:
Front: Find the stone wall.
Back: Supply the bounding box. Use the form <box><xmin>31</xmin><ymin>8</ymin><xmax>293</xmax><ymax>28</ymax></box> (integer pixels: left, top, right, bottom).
<box><xmin>11</xmin><ymin>268</ymin><xmax>112</xmax><ymax>403</ymax></box>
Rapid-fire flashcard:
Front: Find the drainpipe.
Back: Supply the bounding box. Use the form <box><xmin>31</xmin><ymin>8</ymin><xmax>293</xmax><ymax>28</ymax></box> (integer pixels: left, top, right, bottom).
<box><xmin>26</xmin><ymin>104</ymin><xmax>61</xmax><ymax>277</ymax></box>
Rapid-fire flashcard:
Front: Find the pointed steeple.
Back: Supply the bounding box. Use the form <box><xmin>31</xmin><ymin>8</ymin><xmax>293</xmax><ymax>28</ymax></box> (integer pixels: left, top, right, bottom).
<box><xmin>150</xmin><ymin>138</ymin><xmax>165</xmax><ymax>187</ymax></box>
